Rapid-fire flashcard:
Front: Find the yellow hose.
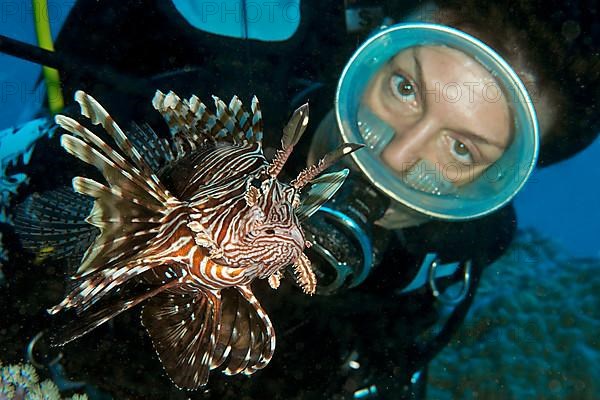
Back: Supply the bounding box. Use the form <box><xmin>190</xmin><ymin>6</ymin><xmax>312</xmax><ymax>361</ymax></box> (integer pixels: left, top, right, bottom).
<box><xmin>32</xmin><ymin>0</ymin><xmax>64</xmax><ymax>114</ymax></box>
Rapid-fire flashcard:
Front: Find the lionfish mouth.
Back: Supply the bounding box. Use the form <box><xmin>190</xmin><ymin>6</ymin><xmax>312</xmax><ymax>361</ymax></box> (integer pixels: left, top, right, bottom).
<box><xmin>257</xmin><ymin>253</ymin><xmax>298</xmax><ymax>279</ymax></box>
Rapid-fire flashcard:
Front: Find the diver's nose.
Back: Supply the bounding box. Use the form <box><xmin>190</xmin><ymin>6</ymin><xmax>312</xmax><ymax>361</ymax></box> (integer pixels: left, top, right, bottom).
<box><xmin>380</xmin><ymin>118</ymin><xmax>437</xmax><ymax>173</ymax></box>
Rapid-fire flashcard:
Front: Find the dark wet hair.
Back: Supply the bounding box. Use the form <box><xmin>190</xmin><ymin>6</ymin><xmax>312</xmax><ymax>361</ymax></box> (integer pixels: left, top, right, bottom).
<box><xmin>426</xmin><ymin>0</ymin><xmax>600</xmax><ymax>166</ymax></box>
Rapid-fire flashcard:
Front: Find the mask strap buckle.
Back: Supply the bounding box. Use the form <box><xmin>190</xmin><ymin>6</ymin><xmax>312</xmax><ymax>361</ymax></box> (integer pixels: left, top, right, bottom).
<box><xmin>428</xmin><ymin>258</ymin><xmax>472</xmax><ymax>305</ymax></box>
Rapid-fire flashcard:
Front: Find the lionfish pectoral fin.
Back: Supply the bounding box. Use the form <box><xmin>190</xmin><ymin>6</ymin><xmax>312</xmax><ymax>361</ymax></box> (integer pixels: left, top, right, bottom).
<box><xmin>141</xmin><ymin>285</ymin><xmax>272</xmax><ymax>389</ymax></box>
<box><xmin>55</xmin><ymin>91</ymin><xmax>180</xmax><ymax>278</ymax></box>
<box><xmin>220</xmin><ymin>286</ymin><xmax>275</xmax><ymax>376</ymax></box>
<box><xmin>49</xmin><ymin>257</ymin><xmax>168</xmax><ymax>328</ymax></box>
<box><xmin>296</xmin><ymin>169</ymin><xmax>350</xmax><ymax>221</ymax></box>
<box><xmin>142</xmin><ymin>287</ymin><xmax>222</xmax><ymax>389</ymax></box>
<box><xmin>49</xmin><ymin>276</ymin><xmax>181</xmax><ymax>347</ymax></box>
<box><xmin>210</xmin><ymin>287</ymin><xmax>275</xmax><ymax>377</ymax></box>
<box><xmin>293</xmin><ymin>253</ymin><xmax>317</xmax><ymax>295</ymax></box>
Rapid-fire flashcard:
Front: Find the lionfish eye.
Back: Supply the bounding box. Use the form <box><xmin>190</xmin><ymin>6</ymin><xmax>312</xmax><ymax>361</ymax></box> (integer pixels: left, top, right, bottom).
<box><xmin>250</xmin><ymin>178</ymin><xmax>262</xmax><ymax>188</ymax></box>
<box><xmin>265</xmin><ymin>229</ymin><xmax>275</xmax><ymax>235</ymax></box>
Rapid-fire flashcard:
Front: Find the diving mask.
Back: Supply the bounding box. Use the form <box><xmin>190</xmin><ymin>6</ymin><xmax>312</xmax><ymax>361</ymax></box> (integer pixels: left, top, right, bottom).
<box><xmin>303</xmin><ymin>23</ymin><xmax>539</xmax><ymax>295</ymax></box>
<box><xmin>334</xmin><ymin>23</ymin><xmax>539</xmax><ymax>221</ymax></box>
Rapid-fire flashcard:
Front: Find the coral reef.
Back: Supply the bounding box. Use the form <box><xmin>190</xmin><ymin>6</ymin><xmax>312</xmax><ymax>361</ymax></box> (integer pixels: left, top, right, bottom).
<box><xmin>0</xmin><ymin>361</ymin><xmax>87</xmax><ymax>400</ymax></box>
<box><xmin>427</xmin><ymin>229</ymin><xmax>600</xmax><ymax>399</ymax></box>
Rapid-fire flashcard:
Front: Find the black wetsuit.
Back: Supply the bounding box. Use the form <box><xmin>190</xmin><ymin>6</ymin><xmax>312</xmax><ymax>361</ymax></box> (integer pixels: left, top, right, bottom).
<box><xmin>6</xmin><ymin>1</ymin><xmax>516</xmax><ymax>399</ymax></box>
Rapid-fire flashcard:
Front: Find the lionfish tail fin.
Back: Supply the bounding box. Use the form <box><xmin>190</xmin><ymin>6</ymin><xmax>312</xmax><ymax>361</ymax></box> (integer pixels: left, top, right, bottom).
<box><xmin>268</xmin><ymin>102</ymin><xmax>309</xmax><ymax>177</ymax></box>
<box><xmin>152</xmin><ymin>90</ymin><xmax>263</xmax><ymax>155</ymax></box>
<box><xmin>12</xmin><ymin>188</ymin><xmax>98</xmax><ymax>265</ymax></box>
<box><xmin>142</xmin><ymin>286</ymin><xmax>274</xmax><ymax>389</ymax></box>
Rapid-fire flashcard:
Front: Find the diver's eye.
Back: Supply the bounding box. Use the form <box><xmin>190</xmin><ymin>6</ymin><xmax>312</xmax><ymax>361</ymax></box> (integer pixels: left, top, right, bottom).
<box><xmin>250</xmin><ymin>178</ymin><xmax>262</xmax><ymax>188</ymax></box>
<box><xmin>449</xmin><ymin>137</ymin><xmax>474</xmax><ymax>164</ymax></box>
<box><xmin>390</xmin><ymin>73</ymin><xmax>417</xmax><ymax>103</ymax></box>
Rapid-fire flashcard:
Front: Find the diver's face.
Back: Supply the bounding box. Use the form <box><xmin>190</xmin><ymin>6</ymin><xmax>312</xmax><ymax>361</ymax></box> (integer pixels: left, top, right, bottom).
<box><xmin>363</xmin><ymin>46</ymin><xmax>512</xmax><ymax>186</ymax></box>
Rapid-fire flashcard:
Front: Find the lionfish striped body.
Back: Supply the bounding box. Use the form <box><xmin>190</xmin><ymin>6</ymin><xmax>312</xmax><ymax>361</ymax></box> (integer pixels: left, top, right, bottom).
<box><xmin>17</xmin><ymin>90</ymin><xmax>360</xmax><ymax>389</ymax></box>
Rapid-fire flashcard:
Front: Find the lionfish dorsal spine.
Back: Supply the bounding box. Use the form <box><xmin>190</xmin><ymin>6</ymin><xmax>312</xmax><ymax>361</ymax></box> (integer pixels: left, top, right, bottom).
<box><xmin>55</xmin><ymin>115</ymin><xmax>170</xmax><ymax>207</ymax></box>
<box><xmin>152</xmin><ymin>90</ymin><xmax>264</xmax><ymax>149</ymax></box>
<box><xmin>127</xmin><ymin>122</ymin><xmax>176</xmax><ymax>171</ymax></box>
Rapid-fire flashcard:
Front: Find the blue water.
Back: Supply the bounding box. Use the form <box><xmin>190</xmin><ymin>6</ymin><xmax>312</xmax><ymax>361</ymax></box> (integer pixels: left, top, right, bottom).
<box><xmin>514</xmin><ymin>137</ymin><xmax>600</xmax><ymax>258</ymax></box>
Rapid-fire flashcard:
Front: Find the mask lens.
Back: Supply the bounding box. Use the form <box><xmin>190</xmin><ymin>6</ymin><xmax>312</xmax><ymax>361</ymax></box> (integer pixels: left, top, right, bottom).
<box><xmin>335</xmin><ymin>23</ymin><xmax>539</xmax><ymax>220</ymax></box>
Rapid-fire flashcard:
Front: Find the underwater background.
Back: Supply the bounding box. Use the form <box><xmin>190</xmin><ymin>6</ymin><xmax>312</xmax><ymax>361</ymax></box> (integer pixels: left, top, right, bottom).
<box><xmin>4</xmin><ymin>0</ymin><xmax>598</xmax><ymax>257</ymax></box>
<box><xmin>1</xmin><ymin>1</ymin><xmax>599</xmax><ymax>399</ymax></box>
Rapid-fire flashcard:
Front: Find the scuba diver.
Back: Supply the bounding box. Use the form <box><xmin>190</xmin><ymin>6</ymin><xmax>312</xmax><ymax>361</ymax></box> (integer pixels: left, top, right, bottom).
<box><xmin>0</xmin><ymin>0</ymin><xmax>597</xmax><ymax>399</ymax></box>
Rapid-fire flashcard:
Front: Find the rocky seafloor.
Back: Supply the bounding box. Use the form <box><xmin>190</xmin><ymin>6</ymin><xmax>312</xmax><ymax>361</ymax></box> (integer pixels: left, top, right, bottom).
<box><xmin>427</xmin><ymin>229</ymin><xmax>599</xmax><ymax>399</ymax></box>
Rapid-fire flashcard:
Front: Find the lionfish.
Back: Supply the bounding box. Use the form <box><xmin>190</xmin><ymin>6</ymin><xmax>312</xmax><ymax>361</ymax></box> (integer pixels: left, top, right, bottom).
<box><xmin>15</xmin><ymin>90</ymin><xmax>361</xmax><ymax>389</ymax></box>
